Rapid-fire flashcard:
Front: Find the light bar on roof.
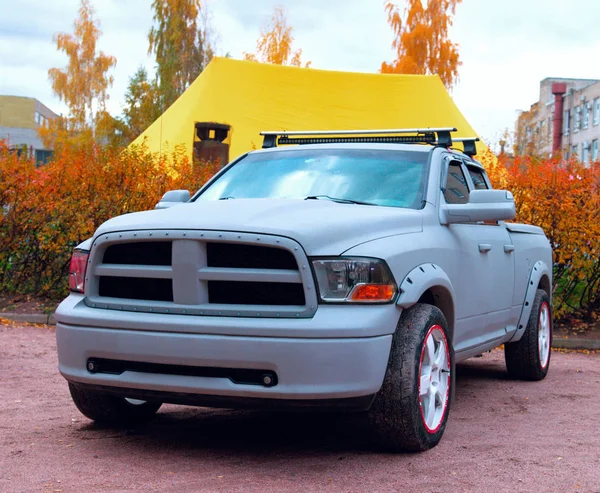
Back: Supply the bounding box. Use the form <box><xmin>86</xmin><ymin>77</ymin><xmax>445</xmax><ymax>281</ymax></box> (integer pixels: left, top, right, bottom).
<box><xmin>260</xmin><ymin>127</ymin><xmax>458</xmax><ymax>148</ymax></box>
<box><xmin>260</xmin><ymin>127</ymin><xmax>457</xmax><ymax>136</ymax></box>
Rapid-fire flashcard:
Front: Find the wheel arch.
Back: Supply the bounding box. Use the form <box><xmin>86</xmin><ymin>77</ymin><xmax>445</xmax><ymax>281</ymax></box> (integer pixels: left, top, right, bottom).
<box><xmin>538</xmin><ymin>273</ymin><xmax>552</xmax><ymax>299</ymax></box>
<box><xmin>396</xmin><ymin>263</ymin><xmax>456</xmax><ymax>343</ymax></box>
<box><xmin>509</xmin><ymin>260</ymin><xmax>552</xmax><ymax>342</ymax></box>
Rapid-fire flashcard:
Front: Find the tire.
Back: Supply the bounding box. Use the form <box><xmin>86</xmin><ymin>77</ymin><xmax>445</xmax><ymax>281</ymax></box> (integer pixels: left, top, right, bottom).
<box><xmin>367</xmin><ymin>303</ymin><xmax>454</xmax><ymax>452</ymax></box>
<box><xmin>505</xmin><ymin>289</ymin><xmax>552</xmax><ymax>381</ymax></box>
<box><xmin>68</xmin><ymin>383</ymin><xmax>162</xmax><ymax>424</ymax></box>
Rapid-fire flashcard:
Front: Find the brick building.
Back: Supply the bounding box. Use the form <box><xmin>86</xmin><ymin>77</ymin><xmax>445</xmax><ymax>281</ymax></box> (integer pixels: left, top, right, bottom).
<box><xmin>515</xmin><ymin>77</ymin><xmax>600</xmax><ymax>165</ymax></box>
<box><xmin>0</xmin><ymin>95</ymin><xmax>58</xmax><ymax>165</ymax></box>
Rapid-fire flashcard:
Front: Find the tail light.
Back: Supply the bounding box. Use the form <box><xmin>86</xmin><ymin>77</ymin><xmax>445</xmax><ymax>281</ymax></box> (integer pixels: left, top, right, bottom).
<box><xmin>69</xmin><ymin>249</ymin><xmax>89</xmax><ymax>293</ymax></box>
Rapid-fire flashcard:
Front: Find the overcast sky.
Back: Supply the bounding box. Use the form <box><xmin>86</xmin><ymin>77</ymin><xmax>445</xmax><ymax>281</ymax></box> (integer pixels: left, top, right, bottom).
<box><xmin>2</xmin><ymin>0</ymin><xmax>600</xmax><ymax>147</ymax></box>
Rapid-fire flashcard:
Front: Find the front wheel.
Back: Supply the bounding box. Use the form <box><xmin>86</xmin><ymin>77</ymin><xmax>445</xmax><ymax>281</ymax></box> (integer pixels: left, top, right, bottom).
<box><xmin>367</xmin><ymin>303</ymin><xmax>454</xmax><ymax>452</ymax></box>
<box><xmin>505</xmin><ymin>289</ymin><xmax>552</xmax><ymax>381</ymax></box>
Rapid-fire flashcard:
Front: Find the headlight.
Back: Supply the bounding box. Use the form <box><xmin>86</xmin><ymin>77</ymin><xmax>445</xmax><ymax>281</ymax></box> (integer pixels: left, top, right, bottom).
<box><xmin>311</xmin><ymin>258</ymin><xmax>397</xmax><ymax>303</ymax></box>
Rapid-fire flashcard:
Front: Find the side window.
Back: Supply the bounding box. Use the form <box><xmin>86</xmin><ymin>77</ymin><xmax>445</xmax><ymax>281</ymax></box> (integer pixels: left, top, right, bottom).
<box><xmin>444</xmin><ymin>162</ymin><xmax>469</xmax><ymax>204</ymax></box>
<box><xmin>467</xmin><ymin>167</ymin><xmax>489</xmax><ymax>190</ymax></box>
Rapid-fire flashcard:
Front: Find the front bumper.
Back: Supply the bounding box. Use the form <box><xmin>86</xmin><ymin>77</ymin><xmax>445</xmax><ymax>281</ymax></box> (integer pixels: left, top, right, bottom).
<box><xmin>57</xmin><ymin>323</ymin><xmax>392</xmax><ymax>405</ymax></box>
<box><xmin>56</xmin><ymin>291</ymin><xmax>399</xmax><ymax>407</ymax></box>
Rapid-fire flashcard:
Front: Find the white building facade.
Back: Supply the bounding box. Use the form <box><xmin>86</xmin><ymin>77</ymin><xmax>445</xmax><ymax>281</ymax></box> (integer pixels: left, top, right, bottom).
<box><xmin>517</xmin><ymin>78</ymin><xmax>600</xmax><ymax>165</ymax></box>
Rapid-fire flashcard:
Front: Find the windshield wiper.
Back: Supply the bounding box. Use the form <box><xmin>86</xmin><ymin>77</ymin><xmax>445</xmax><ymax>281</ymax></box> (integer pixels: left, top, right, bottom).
<box><xmin>219</xmin><ymin>196</ymin><xmax>235</xmax><ymax>200</ymax></box>
<box><xmin>305</xmin><ymin>195</ymin><xmax>377</xmax><ymax>206</ymax></box>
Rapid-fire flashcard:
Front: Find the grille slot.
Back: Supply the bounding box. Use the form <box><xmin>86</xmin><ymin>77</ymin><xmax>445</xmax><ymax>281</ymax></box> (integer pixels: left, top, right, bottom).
<box><xmin>208</xmin><ymin>281</ymin><xmax>305</xmax><ymax>305</ymax></box>
<box><xmin>87</xmin><ymin>358</ymin><xmax>278</xmax><ymax>387</ymax></box>
<box><xmin>103</xmin><ymin>241</ymin><xmax>172</xmax><ymax>266</ymax></box>
<box><xmin>99</xmin><ymin>276</ymin><xmax>173</xmax><ymax>302</ymax></box>
<box><xmin>207</xmin><ymin>242</ymin><xmax>298</xmax><ymax>270</ymax></box>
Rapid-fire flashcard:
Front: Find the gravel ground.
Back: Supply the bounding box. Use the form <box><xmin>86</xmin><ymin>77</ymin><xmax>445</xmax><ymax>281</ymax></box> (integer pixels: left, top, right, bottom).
<box><xmin>1</xmin><ymin>323</ymin><xmax>599</xmax><ymax>493</ymax></box>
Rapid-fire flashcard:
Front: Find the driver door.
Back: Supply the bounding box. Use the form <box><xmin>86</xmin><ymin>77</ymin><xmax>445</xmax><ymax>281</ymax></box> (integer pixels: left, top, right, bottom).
<box><xmin>443</xmin><ymin>160</ymin><xmax>515</xmax><ymax>353</ymax></box>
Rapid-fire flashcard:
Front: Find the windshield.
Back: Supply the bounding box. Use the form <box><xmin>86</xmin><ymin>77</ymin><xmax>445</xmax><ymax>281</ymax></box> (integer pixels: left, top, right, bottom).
<box><xmin>195</xmin><ymin>148</ymin><xmax>430</xmax><ymax>209</ymax></box>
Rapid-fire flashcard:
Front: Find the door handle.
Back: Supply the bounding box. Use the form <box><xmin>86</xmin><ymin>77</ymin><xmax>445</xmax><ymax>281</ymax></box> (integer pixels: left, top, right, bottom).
<box><xmin>504</xmin><ymin>244</ymin><xmax>515</xmax><ymax>253</ymax></box>
<box><xmin>478</xmin><ymin>243</ymin><xmax>492</xmax><ymax>253</ymax></box>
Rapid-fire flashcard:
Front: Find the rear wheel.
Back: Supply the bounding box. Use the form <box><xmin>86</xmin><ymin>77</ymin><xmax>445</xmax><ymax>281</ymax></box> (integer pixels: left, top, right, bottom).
<box><xmin>367</xmin><ymin>303</ymin><xmax>454</xmax><ymax>452</ymax></box>
<box><xmin>505</xmin><ymin>289</ymin><xmax>552</xmax><ymax>381</ymax></box>
<box><xmin>69</xmin><ymin>384</ymin><xmax>162</xmax><ymax>424</ymax></box>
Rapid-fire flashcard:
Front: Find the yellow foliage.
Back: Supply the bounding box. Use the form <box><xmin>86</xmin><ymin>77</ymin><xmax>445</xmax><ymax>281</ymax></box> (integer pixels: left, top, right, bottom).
<box><xmin>243</xmin><ymin>7</ymin><xmax>310</xmax><ymax>67</ymax></box>
<box><xmin>48</xmin><ymin>0</ymin><xmax>116</xmax><ymax>132</ymax></box>
<box><xmin>381</xmin><ymin>0</ymin><xmax>462</xmax><ymax>89</ymax></box>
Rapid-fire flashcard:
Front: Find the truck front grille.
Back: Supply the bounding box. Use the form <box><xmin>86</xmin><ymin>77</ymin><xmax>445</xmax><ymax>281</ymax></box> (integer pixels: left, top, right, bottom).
<box><xmin>85</xmin><ymin>230</ymin><xmax>316</xmax><ymax>318</ymax></box>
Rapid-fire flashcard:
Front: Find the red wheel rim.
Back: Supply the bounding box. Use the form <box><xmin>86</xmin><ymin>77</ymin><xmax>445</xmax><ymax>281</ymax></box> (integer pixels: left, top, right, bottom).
<box><xmin>538</xmin><ymin>302</ymin><xmax>551</xmax><ymax>370</ymax></box>
<box><xmin>418</xmin><ymin>325</ymin><xmax>451</xmax><ymax>433</ymax></box>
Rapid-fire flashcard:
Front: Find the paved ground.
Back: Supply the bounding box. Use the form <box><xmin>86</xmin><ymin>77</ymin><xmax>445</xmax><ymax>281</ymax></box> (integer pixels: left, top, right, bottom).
<box><xmin>1</xmin><ymin>323</ymin><xmax>599</xmax><ymax>493</ymax></box>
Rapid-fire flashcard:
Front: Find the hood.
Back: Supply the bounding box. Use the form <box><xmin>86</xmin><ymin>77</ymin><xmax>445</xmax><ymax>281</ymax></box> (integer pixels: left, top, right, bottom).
<box><xmin>95</xmin><ymin>199</ymin><xmax>423</xmax><ymax>255</ymax></box>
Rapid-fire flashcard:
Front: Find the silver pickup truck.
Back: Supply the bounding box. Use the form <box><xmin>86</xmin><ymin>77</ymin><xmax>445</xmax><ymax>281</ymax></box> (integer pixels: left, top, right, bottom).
<box><xmin>56</xmin><ymin>128</ymin><xmax>553</xmax><ymax>452</ymax></box>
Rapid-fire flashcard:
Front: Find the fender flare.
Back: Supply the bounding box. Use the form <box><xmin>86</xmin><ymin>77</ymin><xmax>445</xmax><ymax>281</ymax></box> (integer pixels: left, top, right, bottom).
<box><xmin>509</xmin><ymin>260</ymin><xmax>552</xmax><ymax>342</ymax></box>
<box><xmin>396</xmin><ymin>263</ymin><xmax>456</xmax><ymax>333</ymax></box>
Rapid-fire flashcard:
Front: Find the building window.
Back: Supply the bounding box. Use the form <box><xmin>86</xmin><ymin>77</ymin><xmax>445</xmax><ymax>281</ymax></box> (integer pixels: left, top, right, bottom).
<box><xmin>34</xmin><ymin>149</ymin><xmax>53</xmax><ymax>166</ymax></box>
<box><xmin>35</xmin><ymin>111</ymin><xmax>47</xmax><ymax>127</ymax></box>
<box><xmin>582</xmin><ymin>142</ymin><xmax>590</xmax><ymax>164</ymax></box>
<box><xmin>572</xmin><ymin>144</ymin><xmax>578</xmax><ymax>157</ymax></box>
<box><xmin>583</xmin><ymin>104</ymin><xmax>590</xmax><ymax>129</ymax></box>
<box><xmin>594</xmin><ymin>98</ymin><xmax>600</xmax><ymax>126</ymax></box>
<box><xmin>592</xmin><ymin>139</ymin><xmax>599</xmax><ymax>161</ymax></box>
<box><xmin>564</xmin><ymin>110</ymin><xmax>570</xmax><ymax>135</ymax></box>
<box><xmin>574</xmin><ymin>106</ymin><xmax>581</xmax><ymax>132</ymax></box>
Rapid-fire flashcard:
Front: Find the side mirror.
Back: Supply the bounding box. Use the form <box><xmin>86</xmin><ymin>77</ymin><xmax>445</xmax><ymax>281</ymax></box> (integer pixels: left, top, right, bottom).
<box><xmin>440</xmin><ymin>189</ymin><xmax>516</xmax><ymax>224</ymax></box>
<box><xmin>155</xmin><ymin>189</ymin><xmax>191</xmax><ymax>210</ymax></box>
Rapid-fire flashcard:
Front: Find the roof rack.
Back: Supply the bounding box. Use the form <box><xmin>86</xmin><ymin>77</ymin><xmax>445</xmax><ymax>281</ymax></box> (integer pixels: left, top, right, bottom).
<box><xmin>260</xmin><ymin>128</ymin><xmax>458</xmax><ymax>149</ymax></box>
<box><xmin>452</xmin><ymin>137</ymin><xmax>480</xmax><ymax>157</ymax></box>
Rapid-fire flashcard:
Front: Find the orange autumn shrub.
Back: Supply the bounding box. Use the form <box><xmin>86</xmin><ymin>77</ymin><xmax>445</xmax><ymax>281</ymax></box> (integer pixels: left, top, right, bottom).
<box><xmin>0</xmin><ymin>141</ymin><xmax>219</xmax><ymax>297</ymax></box>
<box><xmin>1</xmin><ymin>142</ymin><xmax>599</xmax><ymax>317</ymax></box>
<box><xmin>492</xmin><ymin>154</ymin><xmax>600</xmax><ymax>317</ymax></box>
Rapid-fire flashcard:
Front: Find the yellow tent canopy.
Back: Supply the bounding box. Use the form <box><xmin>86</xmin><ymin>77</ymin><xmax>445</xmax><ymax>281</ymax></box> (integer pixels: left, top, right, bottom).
<box><xmin>133</xmin><ymin>57</ymin><xmax>484</xmax><ymax>161</ymax></box>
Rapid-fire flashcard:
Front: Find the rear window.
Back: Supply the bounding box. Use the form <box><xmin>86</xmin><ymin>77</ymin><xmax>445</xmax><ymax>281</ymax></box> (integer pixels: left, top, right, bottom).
<box><xmin>468</xmin><ymin>167</ymin><xmax>489</xmax><ymax>190</ymax></box>
<box><xmin>444</xmin><ymin>162</ymin><xmax>469</xmax><ymax>204</ymax></box>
